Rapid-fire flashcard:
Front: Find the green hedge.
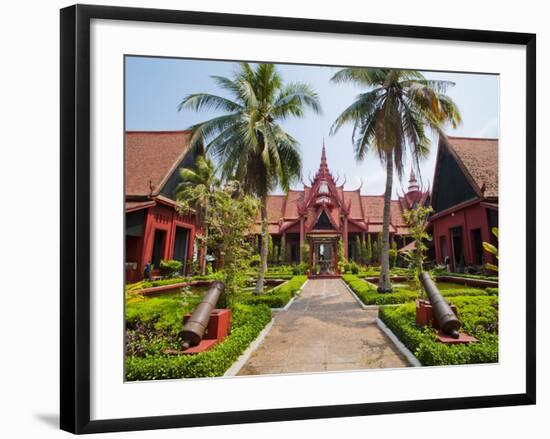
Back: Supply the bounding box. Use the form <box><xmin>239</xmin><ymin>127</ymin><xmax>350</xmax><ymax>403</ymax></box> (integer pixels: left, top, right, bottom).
<box><xmin>435</xmin><ymin>271</ymin><xmax>499</xmax><ymax>282</ymax></box>
<box><xmin>342</xmin><ymin>275</ymin><xmax>491</xmax><ymax>305</ymax></box>
<box><xmin>126</xmin><ymin>295</ymin><xmax>202</xmax><ymax>334</ymax></box>
<box><xmin>240</xmin><ymin>275</ymin><xmax>307</xmax><ymax>308</ymax></box>
<box><xmin>379</xmin><ymin>296</ymin><xmax>498</xmax><ymax>366</ymax></box>
<box><xmin>125</xmin><ymin>274</ymin><xmax>223</xmax><ymax>293</ymax></box>
<box><xmin>125</xmin><ymin>304</ymin><xmax>272</xmax><ymax>380</ymax></box>
<box><xmin>342</xmin><ymin>275</ymin><xmax>418</xmax><ymax>305</ymax></box>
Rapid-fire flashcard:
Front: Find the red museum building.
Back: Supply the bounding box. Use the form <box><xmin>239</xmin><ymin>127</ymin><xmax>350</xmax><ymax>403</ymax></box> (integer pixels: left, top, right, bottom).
<box><xmin>253</xmin><ymin>144</ymin><xmax>429</xmax><ymax>275</ymax></box>
<box><xmin>125</xmin><ymin>131</ymin><xmax>201</xmax><ymax>282</ymax></box>
<box><xmin>430</xmin><ymin>136</ymin><xmax>499</xmax><ymax>272</ymax></box>
<box><xmin>124</xmin><ymin>130</ymin><xmax>498</xmax><ymax>281</ymax></box>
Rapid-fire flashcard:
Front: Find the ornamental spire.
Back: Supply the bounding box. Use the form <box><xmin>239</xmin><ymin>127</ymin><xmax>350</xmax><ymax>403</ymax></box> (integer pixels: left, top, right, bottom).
<box><xmin>320</xmin><ymin>139</ymin><xmax>327</xmax><ymax>169</ymax></box>
<box><xmin>408</xmin><ymin>166</ymin><xmax>420</xmax><ymax>192</ymax></box>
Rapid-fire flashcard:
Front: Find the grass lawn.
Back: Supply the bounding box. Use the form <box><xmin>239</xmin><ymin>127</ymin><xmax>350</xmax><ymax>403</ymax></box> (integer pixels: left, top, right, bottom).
<box><xmin>239</xmin><ymin>275</ymin><xmax>307</xmax><ymax>308</ymax></box>
<box><xmin>342</xmin><ymin>275</ymin><xmax>496</xmax><ymax>306</ymax></box>
<box><xmin>379</xmin><ymin>296</ymin><xmax>498</xmax><ymax>366</ymax></box>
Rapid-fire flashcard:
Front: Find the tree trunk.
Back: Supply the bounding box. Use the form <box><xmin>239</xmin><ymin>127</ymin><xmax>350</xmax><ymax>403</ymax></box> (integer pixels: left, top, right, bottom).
<box><xmin>254</xmin><ymin>198</ymin><xmax>269</xmax><ymax>294</ymax></box>
<box><xmin>200</xmin><ymin>205</ymin><xmax>209</xmax><ymax>276</ymax></box>
<box><xmin>201</xmin><ymin>225</ymin><xmax>208</xmax><ymax>276</ymax></box>
<box><xmin>378</xmin><ymin>154</ymin><xmax>394</xmax><ymax>293</ymax></box>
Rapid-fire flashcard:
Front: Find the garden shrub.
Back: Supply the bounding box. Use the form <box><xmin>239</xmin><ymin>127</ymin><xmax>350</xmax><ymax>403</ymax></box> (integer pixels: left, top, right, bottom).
<box><xmin>240</xmin><ymin>275</ymin><xmax>307</xmax><ymax>308</ymax></box>
<box><xmin>125</xmin><ymin>304</ymin><xmax>272</xmax><ymax>380</ymax></box>
<box><xmin>159</xmin><ymin>259</ymin><xmax>183</xmax><ymax>278</ymax></box>
<box><xmin>342</xmin><ymin>275</ymin><xmax>489</xmax><ymax>305</ymax></box>
<box><xmin>126</xmin><ymin>293</ymin><xmax>202</xmax><ymax>334</ymax></box>
<box><xmin>379</xmin><ymin>296</ymin><xmax>498</xmax><ymax>366</ymax></box>
<box><xmin>350</xmin><ymin>261</ymin><xmax>359</xmax><ymax>275</ymax></box>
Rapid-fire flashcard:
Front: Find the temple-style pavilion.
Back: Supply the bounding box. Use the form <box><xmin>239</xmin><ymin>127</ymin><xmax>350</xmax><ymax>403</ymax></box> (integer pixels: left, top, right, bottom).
<box><xmin>252</xmin><ymin>144</ymin><xmax>429</xmax><ymax>275</ymax></box>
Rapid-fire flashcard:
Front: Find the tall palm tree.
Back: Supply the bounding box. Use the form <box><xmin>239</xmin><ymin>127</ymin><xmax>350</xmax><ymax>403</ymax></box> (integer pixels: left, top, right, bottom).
<box><xmin>330</xmin><ymin>68</ymin><xmax>461</xmax><ymax>292</ymax></box>
<box><xmin>178</xmin><ymin>63</ymin><xmax>322</xmax><ymax>293</ymax></box>
<box><xmin>175</xmin><ymin>155</ymin><xmax>219</xmax><ymax>276</ymax></box>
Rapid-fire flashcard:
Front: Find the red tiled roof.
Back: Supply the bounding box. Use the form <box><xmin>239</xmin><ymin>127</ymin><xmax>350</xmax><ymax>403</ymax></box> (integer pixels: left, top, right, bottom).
<box><xmin>343</xmin><ymin>190</ymin><xmax>363</xmax><ymax>219</ymax></box>
<box><xmin>125</xmin><ymin>130</ymin><xmax>193</xmax><ymax>197</ymax></box>
<box><xmin>445</xmin><ymin>136</ymin><xmax>499</xmax><ymax>199</ymax></box>
<box><xmin>125</xmin><ymin>200</ymin><xmax>156</xmax><ymax>212</ymax></box>
<box><xmin>361</xmin><ymin>196</ymin><xmax>385</xmax><ymax>223</ymax></box>
<box><xmin>283</xmin><ymin>190</ymin><xmax>304</xmax><ymax>218</ymax></box>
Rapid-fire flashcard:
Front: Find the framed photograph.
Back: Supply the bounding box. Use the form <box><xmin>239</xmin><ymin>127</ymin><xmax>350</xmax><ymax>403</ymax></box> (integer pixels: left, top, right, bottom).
<box><xmin>60</xmin><ymin>4</ymin><xmax>536</xmax><ymax>434</ymax></box>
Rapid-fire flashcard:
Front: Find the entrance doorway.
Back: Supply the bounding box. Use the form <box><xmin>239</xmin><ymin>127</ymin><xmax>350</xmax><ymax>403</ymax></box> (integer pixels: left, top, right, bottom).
<box><xmin>309</xmin><ymin>236</ymin><xmax>339</xmax><ymax>275</ymax></box>
<box><xmin>173</xmin><ymin>227</ymin><xmax>189</xmax><ymax>274</ymax></box>
<box><xmin>450</xmin><ymin>226</ymin><xmax>464</xmax><ymax>272</ymax></box>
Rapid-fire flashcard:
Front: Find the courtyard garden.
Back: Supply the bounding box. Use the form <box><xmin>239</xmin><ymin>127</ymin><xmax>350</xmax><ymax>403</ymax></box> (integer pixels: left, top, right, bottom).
<box><xmin>125</xmin><ymin>272</ymin><xmax>307</xmax><ymax>380</ymax></box>
<box><xmin>124</xmin><ymin>62</ymin><xmax>499</xmax><ymax>379</ymax></box>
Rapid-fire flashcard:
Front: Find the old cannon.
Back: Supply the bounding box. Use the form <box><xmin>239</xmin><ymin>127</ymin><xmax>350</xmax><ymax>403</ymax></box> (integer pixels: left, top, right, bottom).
<box><xmin>180</xmin><ymin>281</ymin><xmax>225</xmax><ymax>350</ymax></box>
<box><xmin>419</xmin><ymin>272</ymin><xmax>461</xmax><ymax>339</ymax></box>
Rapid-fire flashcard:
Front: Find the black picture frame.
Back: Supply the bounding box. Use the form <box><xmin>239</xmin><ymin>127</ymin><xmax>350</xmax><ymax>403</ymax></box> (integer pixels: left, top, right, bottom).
<box><xmin>60</xmin><ymin>4</ymin><xmax>536</xmax><ymax>434</ymax></box>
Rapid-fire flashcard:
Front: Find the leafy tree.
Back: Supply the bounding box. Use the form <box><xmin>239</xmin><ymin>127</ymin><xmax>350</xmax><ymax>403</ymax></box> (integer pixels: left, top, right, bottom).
<box><xmin>365</xmin><ymin>234</ymin><xmax>373</xmax><ymax>265</ymax></box>
<box><xmin>330</xmin><ymin>68</ymin><xmax>461</xmax><ymax>292</ymax></box>
<box><xmin>355</xmin><ymin>235</ymin><xmax>362</xmax><ymax>264</ymax></box>
<box><xmin>175</xmin><ymin>155</ymin><xmax>219</xmax><ymax>275</ymax></box>
<box><xmin>208</xmin><ymin>181</ymin><xmax>259</xmax><ymax>305</ymax></box>
<box><xmin>402</xmin><ymin>205</ymin><xmax>433</xmax><ymax>296</ymax></box>
<box><xmin>178</xmin><ymin>63</ymin><xmax>321</xmax><ymax>294</ymax></box>
<box><xmin>389</xmin><ymin>241</ymin><xmax>398</xmax><ymax>269</ymax></box>
<box><xmin>483</xmin><ymin>227</ymin><xmax>499</xmax><ymax>273</ymax></box>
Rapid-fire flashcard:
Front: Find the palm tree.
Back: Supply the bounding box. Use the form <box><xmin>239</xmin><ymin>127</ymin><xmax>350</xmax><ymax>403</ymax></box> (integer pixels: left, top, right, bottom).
<box><xmin>330</xmin><ymin>68</ymin><xmax>461</xmax><ymax>292</ymax></box>
<box><xmin>178</xmin><ymin>63</ymin><xmax>322</xmax><ymax>293</ymax></box>
<box><xmin>175</xmin><ymin>155</ymin><xmax>219</xmax><ymax>276</ymax></box>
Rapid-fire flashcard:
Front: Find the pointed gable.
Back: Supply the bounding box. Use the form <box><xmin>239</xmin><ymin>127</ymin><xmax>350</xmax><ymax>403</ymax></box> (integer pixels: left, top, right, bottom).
<box><xmin>431</xmin><ymin>137</ymin><xmax>479</xmax><ymax>213</ymax></box>
<box><xmin>313</xmin><ymin>210</ymin><xmax>336</xmax><ymax>230</ymax></box>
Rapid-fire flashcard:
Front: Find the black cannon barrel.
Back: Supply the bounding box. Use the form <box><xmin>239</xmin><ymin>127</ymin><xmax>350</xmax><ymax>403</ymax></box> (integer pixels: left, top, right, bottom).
<box><xmin>419</xmin><ymin>272</ymin><xmax>461</xmax><ymax>338</ymax></box>
<box><xmin>180</xmin><ymin>281</ymin><xmax>225</xmax><ymax>349</ymax></box>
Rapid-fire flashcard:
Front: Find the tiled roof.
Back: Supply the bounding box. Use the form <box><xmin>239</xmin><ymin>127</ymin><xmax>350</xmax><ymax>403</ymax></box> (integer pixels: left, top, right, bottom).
<box><xmin>283</xmin><ymin>190</ymin><xmax>304</xmax><ymax>218</ymax></box>
<box><xmin>125</xmin><ymin>200</ymin><xmax>156</xmax><ymax>212</ymax></box>
<box><xmin>446</xmin><ymin>136</ymin><xmax>499</xmax><ymax>199</ymax></box>
<box><xmin>125</xmin><ymin>130</ymin><xmax>193</xmax><ymax>197</ymax></box>
<box><xmin>361</xmin><ymin>196</ymin><xmax>385</xmax><ymax>223</ymax></box>
<box><xmin>343</xmin><ymin>190</ymin><xmax>363</xmax><ymax>219</ymax></box>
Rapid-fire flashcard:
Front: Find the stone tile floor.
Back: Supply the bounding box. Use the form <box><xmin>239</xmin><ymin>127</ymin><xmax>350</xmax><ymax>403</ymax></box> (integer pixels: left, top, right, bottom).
<box><xmin>238</xmin><ymin>278</ymin><xmax>409</xmax><ymax>376</ymax></box>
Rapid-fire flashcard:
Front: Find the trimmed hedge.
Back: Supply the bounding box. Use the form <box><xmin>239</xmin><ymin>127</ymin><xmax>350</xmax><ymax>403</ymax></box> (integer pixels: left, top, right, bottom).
<box><xmin>379</xmin><ymin>296</ymin><xmax>498</xmax><ymax>366</ymax></box>
<box><xmin>240</xmin><ymin>275</ymin><xmax>307</xmax><ymax>308</ymax></box>
<box><xmin>126</xmin><ymin>274</ymin><xmax>222</xmax><ymax>293</ymax></box>
<box><xmin>342</xmin><ymin>275</ymin><xmax>490</xmax><ymax>305</ymax></box>
<box><xmin>126</xmin><ymin>295</ymin><xmax>202</xmax><ymax>334</ymax></box>
<box><xmin>125</xmin><ymin>303</ymin><xmax>272</xmax><ymax>380</ymax></box>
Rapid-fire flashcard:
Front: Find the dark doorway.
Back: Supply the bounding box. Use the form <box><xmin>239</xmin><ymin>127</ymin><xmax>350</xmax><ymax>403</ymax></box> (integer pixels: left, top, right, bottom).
<box><xmin>439</xmin><ymin>236</ymin><xmax>448</xmax><ymax>261</ymax></box>
<box><xmin>471</xmin><ymin>228</ymin><xmax>483</xmax><ymax>265</ymax></box>
<box><xmin>151</xmin><ymin>229</ymin><xmax>166</xmax><ymax>268</ymax></box>
<box><xmin>173</xmin><ymin>227</ymin><xmax>189</xmax><ymax>274</ymax></box>
<box><xmin>450</xmin><ymin>226</ymin><xmax>464</xmax><ymax>272</ymax></box>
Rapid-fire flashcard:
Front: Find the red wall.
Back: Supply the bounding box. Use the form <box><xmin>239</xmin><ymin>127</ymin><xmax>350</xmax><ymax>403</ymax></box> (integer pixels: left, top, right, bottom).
<box><xmin>125</xmin><ymin>202</ymin><xmax>198</xmax><ymax>282</ymax></box>
<box><xmin>432</xmin><ymin>202</ymin><xmax>496</xmax><ymax>271</ymax></box>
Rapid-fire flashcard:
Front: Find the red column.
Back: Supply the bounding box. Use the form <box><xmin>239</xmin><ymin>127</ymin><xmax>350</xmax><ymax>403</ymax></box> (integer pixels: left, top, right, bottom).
<box><xmin>299</xmin><ymin>217</ymin><xmax>305</xmax><ymax>262</ymax></box>
<box><xmin>343</xmin><ymin>216</ymin><xmax>348</xmax><ymax>260</ymax></box>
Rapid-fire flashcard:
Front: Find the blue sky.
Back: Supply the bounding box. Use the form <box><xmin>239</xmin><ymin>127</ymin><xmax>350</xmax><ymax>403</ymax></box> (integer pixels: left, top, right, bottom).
<box><xmin>125</xmin><ymin>56</ymin><xmax>499</xmax><ymax>197</ymax></box>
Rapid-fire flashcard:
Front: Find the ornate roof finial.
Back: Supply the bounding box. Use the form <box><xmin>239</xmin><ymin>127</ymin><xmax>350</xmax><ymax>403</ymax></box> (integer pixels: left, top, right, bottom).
<box><xmin>408</xmin><ymin>166</ymin><xmax>420</xmax><ymax>192</ymax></box>
<box><xmin>320</xmin><ymin>140</ymin><xmax>327</xmax><ymax>168</ymax></box>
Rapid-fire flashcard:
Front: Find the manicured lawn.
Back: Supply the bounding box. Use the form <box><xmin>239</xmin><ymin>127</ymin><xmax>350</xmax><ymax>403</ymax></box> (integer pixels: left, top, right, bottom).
<box><xmin>239</xmin><ymin>275</ymin><xmax>307</xmax><ymax>308</ymax></box>
<box><xmin>379</xmin><ymin>296</ymin><xmax>498</xmax><ymax>366</ymax></box>
<box><xmin>342</xmin><ymin>275</ymin><xmax>496</xmax><ymax>306</ymax></box>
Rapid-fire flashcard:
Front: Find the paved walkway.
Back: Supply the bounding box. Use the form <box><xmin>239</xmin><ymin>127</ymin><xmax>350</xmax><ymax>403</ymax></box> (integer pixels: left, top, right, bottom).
<box><xmin>238</xmin><ymin>278</ymin><xmax>408</xmax><ymax>375</ymax></box>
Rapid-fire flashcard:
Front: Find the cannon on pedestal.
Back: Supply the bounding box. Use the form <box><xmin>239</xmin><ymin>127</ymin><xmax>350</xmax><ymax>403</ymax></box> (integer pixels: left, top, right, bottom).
<box><xmin>419</xmin><ymin>272</ymin><xmax>461</xmax><ymax>339</ymax></box>
<box><xmin>180</xmin><ymin>281</ymin><xmax>225</xmax><ymax>350</ymax></box>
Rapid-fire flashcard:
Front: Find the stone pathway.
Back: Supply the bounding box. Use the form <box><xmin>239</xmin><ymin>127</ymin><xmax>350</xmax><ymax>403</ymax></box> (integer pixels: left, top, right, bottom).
<box><xmin>238</xmin><ymin>278</ymin><xmax>409</xmax><ymax>376</ymax></box>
